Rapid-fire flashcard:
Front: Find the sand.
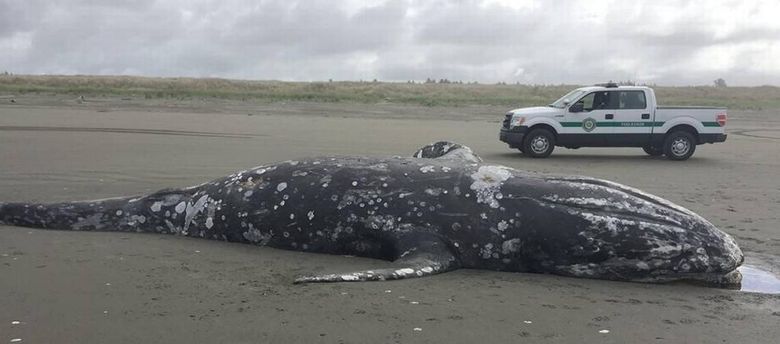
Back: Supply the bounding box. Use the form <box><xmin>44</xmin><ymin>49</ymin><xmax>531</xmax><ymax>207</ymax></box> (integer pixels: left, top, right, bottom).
<box><xmin>1</xmin><ymin>96</ymin><xmax>779</xmax><ymax>343</ymax></box>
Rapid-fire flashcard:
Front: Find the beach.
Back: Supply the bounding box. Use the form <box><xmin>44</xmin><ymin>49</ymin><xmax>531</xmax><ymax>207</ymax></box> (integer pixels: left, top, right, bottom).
<box><xmin>1</xmin><ymin>96</ymin><xmax>779</xmax><ymax>343</ymax></box>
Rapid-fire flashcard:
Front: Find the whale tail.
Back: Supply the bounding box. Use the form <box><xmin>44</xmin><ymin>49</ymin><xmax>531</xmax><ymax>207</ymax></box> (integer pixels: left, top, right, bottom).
<box><xmin>0</xmin><ymin>189</ymin><xmax>192</xmax><ymax>232</ymax></box>
<box><xmin>412</xmin><ymin>141</ymin><xmax>482</xmax><ymax>163</ymax></box>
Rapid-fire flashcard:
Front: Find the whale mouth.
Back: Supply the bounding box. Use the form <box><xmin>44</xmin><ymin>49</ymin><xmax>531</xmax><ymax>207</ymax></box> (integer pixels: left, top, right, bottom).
<box><xmin>648</xmin><ymin>265</ymin><xmax>780</xmax><ymax>293</ymax></box>
<box><xmin>657</xmin><ymin>269</ymin><xmax>743</xmax><ymax>289</ymax></box>
<box><xmin>631</xmin><ymin>269</ymin><xmax>743</xmax><ymax>290</ymax></box>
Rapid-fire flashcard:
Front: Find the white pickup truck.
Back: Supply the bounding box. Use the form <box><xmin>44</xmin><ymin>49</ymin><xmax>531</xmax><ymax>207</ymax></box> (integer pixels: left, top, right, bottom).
<box><xmin>499</xmin><ymin>83</ymin><xmax>727</xmax><ymax>160</ymax></box>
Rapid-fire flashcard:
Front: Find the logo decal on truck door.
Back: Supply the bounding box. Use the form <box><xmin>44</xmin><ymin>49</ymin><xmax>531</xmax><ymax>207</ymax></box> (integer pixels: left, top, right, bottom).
<box><xmin>582</xmin><ymin>117</ymin><xmax>597</xmax><ymax>132</ymax></box>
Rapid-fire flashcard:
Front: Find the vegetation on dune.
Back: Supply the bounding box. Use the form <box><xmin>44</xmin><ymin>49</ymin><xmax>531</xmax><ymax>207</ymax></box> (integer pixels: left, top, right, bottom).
<box><xmin>0</xmin><ymin>75</ymin><xmax>778</xmax><ymax>110</ymax></box>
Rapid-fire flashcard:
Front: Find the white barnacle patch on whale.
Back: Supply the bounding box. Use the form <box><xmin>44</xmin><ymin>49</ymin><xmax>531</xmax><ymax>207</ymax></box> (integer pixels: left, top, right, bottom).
<box><xmin>542</xmin><ymin>195</ymin><xmax>684</xmax><ymax>227</ymax></box>
<box><xmin>647</xmin><ymin>241</ymin><xmax>683</xmax><ymax>258</ymax></box>
<box><xmin>164</xmin><ymin>219</ymin><xmax>177</xmax><ymax>233</ymax></box>
<box><xmin>592</xmin><ymin>178</ymin><xmax>701</xmax><ymax>218</ymax></box>
<box><xmin>251</xmin><ymin>165</ymin><xmax>276</xmax><ymax>175</ymax></box>
<box><xmin>419</xmin><ymin>165</ymin><xmax>436</xmax><ymax>173</ymax></box>
<box><xmin>480</xmin><ymin>243</ymin><xmax>495</xmax><ymax>259</ymax></box>
<box><xmin>243</xmin><ymin>225</ymin><xmax>271</xmax><ymax>245</ymax></box>
<box><xmin>501</xmin><ymin>238</ymin><xmax>522</xmax><ymax>254</ymax></box>
<box><xmin>579</xmin><ymin>212</ymin><xmax>637</xmax><ymax>236</ymax></box>
<box><xmin>122</xmin><ymin>214</ymin><xmax>147</xmax><ymax>228</ymax></box>
<box><xmin>174</xmin><ymin>202</ymin><xmax>186</xmax><ymax>214</ymax></box>
<box><xmin>546</xmin><ymin>177</ymin><xmax>713</xmax><ymax>233</ymax></box>
<box><xmin>424</xmin><ymin>188</ymin><xmax>444</xmax><ymax>196</ymax></box>
<box><xmin>307</xmin><ymin>211</ymin><xmax>315</xmax><ymax>221</ymax></box>
<box><xmin>276</xmin><ymin>182</ymin><xmax>288</xmax><ymax>192</ymax></box>
<box><xmin>72</xmin><ymin>213</ymin><xmax>106</xmax><ymax>230</ymax></box>
<box><xmin>445</xmin><ymin>146</ymin><xmax>482</xmax><ymax>163</ymax></box>
<box><xmin>183</xmin><ymin>195</ymin><xmax>209</xmax><ymax>234</ymax></box>
<box><xmin>470</xmin><ymin>165</ymin><xmax>512</xmax><ymax>208</ymax></box>
<box><xmin>340</xmin><ymin>274</ymin><xmax>361</xmax><ymax>281</ymax></box>
<box><xmin>150</xmin><ymin>202</ymin><xmax>162</xmax><ymax>212</ymax></box>
<box><xmin>396</xmin><ymin>268</ymin><xmax>415</xmax><ymax>276</ymax></box>
<box><xmin>367</xmin><ymin>163</ymin><xmax>389</xmax><ymax>171</ymax></box>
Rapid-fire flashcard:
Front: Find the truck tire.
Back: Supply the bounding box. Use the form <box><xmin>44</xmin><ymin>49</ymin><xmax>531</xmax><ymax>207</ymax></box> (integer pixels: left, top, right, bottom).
<box><xmin>663</xmin><ymin>131</ymin><xmax>696</xmax><ymax>160</ymax></box>
<box><xmin>642</xmin><ymin>145</ymin><xmax>663</xmax><ymax>156</ymax></box>
<box><xmin>523</xmin><ymin>129</ymin><xmax>555</xmax><ymax>158</ymax></box>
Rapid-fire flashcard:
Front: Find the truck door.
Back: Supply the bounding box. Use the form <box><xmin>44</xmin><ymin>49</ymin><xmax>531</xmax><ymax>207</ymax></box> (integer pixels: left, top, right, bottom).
<box><xmin>609</xmin><ymin>90</ymin><xmax>652</xmax><ymax>145</ymax></box>
<box><xmin>560</xmin><ymin>91</ymin><xmax>614</xmax><ymax>146</ymax></box>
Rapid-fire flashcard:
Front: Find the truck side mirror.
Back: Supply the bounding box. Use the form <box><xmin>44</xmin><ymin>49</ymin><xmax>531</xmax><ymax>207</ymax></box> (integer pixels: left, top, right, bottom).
<box><xmin>569</xmin><ymin>102</ymin><xmax>584</xmax><ymax>113</ymax></box>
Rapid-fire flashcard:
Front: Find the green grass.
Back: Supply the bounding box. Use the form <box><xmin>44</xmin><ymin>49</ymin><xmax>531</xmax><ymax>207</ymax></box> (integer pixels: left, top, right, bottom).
<box><xmin>1</xmin><ymin>75</ymin><xmax>779</xmax><ymax>110</ymax></box>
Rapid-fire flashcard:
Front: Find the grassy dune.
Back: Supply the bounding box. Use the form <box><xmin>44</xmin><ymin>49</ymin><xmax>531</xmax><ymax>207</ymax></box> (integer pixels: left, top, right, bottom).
<box><xmin>1</xmin><ymin>74</ymin><xmax>778</xmax><ymax>110</ymax></box>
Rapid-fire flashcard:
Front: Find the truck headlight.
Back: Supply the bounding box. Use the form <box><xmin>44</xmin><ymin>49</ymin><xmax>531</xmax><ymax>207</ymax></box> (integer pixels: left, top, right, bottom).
<box><xmin>510</xmin><ymin>116</ymin><xmax>525</xmax><ymax>128</ymax></box>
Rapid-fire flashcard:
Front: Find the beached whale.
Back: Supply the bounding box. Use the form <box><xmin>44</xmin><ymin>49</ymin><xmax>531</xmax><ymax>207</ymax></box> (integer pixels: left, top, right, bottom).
<box><xmin>0</xmin><ymin>142</ymin><xmax>743</xmax><ymax>286</ymax></box>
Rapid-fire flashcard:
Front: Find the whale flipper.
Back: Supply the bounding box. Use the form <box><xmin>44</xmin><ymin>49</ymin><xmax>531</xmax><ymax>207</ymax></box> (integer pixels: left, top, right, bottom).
<box><xmin>294</xmin><ymin>234</ymin><xmax>460</xmax><ymax>283</ymax></box>
<box><xmin>412</xmin><ymin>141</ymin><xmax>482</xmax><ymax>163</ymax></box>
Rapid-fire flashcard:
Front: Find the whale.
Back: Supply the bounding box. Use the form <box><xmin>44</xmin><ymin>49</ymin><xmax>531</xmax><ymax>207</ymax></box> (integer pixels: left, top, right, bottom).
<box><xmin>0</xmin><ymin>142</ymin><xmax>743</xmax><ymax>286</ymax></box>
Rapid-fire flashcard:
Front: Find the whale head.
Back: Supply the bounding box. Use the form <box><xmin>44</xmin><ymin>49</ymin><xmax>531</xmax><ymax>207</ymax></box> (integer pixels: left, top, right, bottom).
<box><xmin>492</xmin><ymin>172</ymin><xmax>744</xmax><ymax>287</ymax></box>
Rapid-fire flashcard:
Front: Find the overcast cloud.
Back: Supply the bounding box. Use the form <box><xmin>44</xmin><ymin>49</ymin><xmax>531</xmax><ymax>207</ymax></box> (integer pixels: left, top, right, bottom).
<box><xmin>1</xmin><ymin>0</ymin><xmax>778</xmax><ymax>85</ymax></box>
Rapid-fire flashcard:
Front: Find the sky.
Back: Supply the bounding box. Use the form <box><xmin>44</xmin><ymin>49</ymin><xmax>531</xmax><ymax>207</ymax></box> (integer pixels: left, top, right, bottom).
<box><xmin>1</xmin><ymin>0</ymin><xmax>779</xmax><ymax>86</ymax></box>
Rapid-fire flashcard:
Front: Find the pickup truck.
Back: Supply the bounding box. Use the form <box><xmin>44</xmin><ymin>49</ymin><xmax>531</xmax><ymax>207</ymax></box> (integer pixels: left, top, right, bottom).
<box><xmin>499</xmin><ymin>83</ymin><xmax>727</xmax><ymax>160</ymax></box>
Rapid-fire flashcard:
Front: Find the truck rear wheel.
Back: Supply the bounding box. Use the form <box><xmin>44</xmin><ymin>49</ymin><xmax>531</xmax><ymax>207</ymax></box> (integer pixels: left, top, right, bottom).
<box><xmin>663</xmin><ymin>131</ymin><xmax>696</xmax><ymax>161</ymax></box>
<box><xmin>642</xmin><ymin>145</ymin><xmax>663</xmax><ymax>156</ymax></box>
<box><xmin>523</xmin><ymin>129</ymin><xmax>555</xmax><ymax>158</ymax></box>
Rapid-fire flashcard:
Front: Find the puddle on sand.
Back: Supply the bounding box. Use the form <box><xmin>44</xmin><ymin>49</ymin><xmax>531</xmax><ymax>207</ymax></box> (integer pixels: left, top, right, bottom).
<box><xmin>738</xmin><ymin>265</ymin><xmax>780</xmax><ymax>294</ymax></box>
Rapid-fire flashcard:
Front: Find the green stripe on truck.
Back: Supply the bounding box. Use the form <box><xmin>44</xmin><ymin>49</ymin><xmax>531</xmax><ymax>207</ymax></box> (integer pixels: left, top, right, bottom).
<box><xmin>559</xmin><ymin>122</ymin><xmax>665</xmax><ymax>127</ymax></box>
<box><xmin>560</xmin><ymin>121</ymin><xmax>720</xmax><ymax>128</ymax></box>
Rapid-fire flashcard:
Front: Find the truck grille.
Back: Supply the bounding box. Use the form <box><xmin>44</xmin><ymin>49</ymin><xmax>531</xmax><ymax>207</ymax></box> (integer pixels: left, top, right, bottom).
<box><xmin>502</xmin><ymin>113</ymin><xmax>512</xmax><ymax>129</ymax></box>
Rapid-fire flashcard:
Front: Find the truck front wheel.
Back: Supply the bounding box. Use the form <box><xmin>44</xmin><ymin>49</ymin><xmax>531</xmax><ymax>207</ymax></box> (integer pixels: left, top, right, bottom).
<box><xmin>642</xmin><ymin>145</ymin><xmax>663</xmax><ymax>156</ymax></box>
<box><xmin>663</xmin><ymin>131</ymin><xmax>696</xmax><ymax>160</ymax></box>
<box><xmin>523</xmin><ymin>129</ymin><xmax>555</xmax><ymax>158</ymax></box>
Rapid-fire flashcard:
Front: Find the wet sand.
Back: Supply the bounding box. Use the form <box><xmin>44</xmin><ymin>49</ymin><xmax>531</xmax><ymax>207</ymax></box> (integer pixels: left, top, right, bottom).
<box><xmin>1</xmin><ymin>97</ymin><xmax>779</xmax><ymax>343</ymax></box>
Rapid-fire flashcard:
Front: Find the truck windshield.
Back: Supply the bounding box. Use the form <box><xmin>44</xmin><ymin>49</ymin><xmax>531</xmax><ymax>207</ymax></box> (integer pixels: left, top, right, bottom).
<box><xmin>549</xmin><ymin>89</ymin><xmax>587</xmax><ymax>108</ymax></box>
